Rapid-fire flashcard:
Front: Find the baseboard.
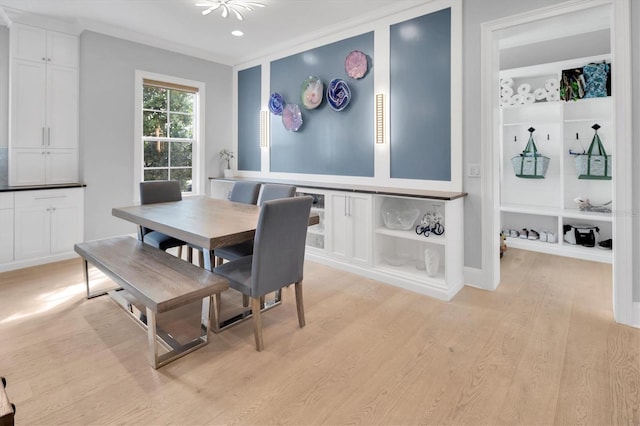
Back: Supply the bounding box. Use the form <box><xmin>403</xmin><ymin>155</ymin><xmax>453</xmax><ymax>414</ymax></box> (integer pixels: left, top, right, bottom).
<box><xmin>463</xmin><ymin>266</ymin><xmax>488</xmax><ymax>290</ymax></box>
<box><xmin>633</xmin><ymin>302</ymin><xmax>640</xmax><ymax>328</ymax></box>
<box><xmin>0</xmin><ymin>252</ymin><xmax>80</xmax><ymax>273</ymax></box>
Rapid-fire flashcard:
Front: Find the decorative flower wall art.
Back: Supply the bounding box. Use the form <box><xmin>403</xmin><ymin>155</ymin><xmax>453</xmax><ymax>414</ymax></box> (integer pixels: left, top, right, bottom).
<box><xmin>344</xmin><ymin>50</ymin><xmax>368</xmax><ymax>79</ymax></box>
<box><xmin>268</xmin><ymin>92</ymin><xmax>285</xmax><ymax>115</ymax></box>
<box><xmin>326</xmin><ymin>78</ymin><xmax>351</xmax><ymax>111</ymax></box>
<box><xmin>282</xmin><ymin>103</ymin><xmax>303</xmax><ymax>131</ymax></box>
<box><xmin>300</xmin><ymin>76</ymin><xmax>324</xmax><ymax>110</ymax></box>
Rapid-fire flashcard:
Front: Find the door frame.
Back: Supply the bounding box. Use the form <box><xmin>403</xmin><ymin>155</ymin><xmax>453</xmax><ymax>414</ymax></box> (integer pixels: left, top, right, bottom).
<box><xmin>479</xmin><ymin>0</ymin><xmax>635</xmax><ymax>326</ymax></box>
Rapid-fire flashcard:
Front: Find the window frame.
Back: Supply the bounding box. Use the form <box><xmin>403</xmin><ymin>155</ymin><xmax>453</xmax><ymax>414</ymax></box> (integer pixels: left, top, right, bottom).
<box><xmin>133</xmin><ymin>70</ymin><xmax>206</xmax><ymax>202</ymax></box>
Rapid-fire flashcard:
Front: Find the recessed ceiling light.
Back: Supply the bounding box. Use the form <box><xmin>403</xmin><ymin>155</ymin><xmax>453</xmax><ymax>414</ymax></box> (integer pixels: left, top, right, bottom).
<box><xmin>231</xmin><ymin>30</ymin><xmax>244</xmax><ymax>37</ymax></box>
<box><xmin>195</xmin><ymin>1</ymin><xmax>265</xmax><ymax>21</ymax></box>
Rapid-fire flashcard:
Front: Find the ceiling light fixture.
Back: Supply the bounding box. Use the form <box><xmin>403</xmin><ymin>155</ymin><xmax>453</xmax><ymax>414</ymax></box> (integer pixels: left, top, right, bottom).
<box><xmin>195</xmin><ymin>0</ymin><xmax>265</xmax><ymax>21</ymax></box>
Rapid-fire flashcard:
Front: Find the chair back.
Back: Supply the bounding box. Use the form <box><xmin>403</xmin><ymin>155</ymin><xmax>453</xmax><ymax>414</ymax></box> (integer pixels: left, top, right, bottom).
<box><xmin>229</xmin><ymin>181</ymin><xmax>260</xmax><ymax>204</ymax></box>
<box><xmin>257</xmin><ymin>184</ymin><xmax>297</xmax><ymax>206</ymax></box>
<box><xmin>251</xmin><ymin>196</ymin><xmax>313</xmax><ymax>296</ymax></box>
<box><xmin>139</xmin><ymin>180</ymin><xmax>182</xmax><ymax>236</ymax></box>
<box><xmin>140</xmin><ymin>180</ymin><xmax>182</xmax><ymax>205</ymax></box>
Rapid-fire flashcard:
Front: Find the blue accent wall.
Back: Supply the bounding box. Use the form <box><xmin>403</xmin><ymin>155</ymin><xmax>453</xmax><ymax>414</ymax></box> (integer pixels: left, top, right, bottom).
<box><xmin>390</xmin><ymin>8</ymin><xmax>451</xmax><ymax>181</ymax></box>
<box><xmin>237</xmin><ymin>65</ymin><xmax>261</xmax><ymax>171</ymax></box>
<box><xmin>269</xmin><ymin>32</ymin><xmax>374</xmax><ymax>176</ymax></box>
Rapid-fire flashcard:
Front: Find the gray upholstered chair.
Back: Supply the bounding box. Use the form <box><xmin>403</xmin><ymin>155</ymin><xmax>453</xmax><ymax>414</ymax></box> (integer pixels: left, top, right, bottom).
<box><xmin>229</xmin><ymin>181</ymin><xmax>261</xmax><ymax>204</ymax></box>
<box><xmin>215</xmin><ymin>184</ymin><xmax>297</xmax><ymax>263</ymax></box>
<box><xmin>213</xmin><ymin>196</ymin><xmax>313</xmax><ymax>351</ymax></box>
<box><xmin>187</xmin><ymin>181</ymin><xmax>261</xmax><ymax>267</ymax></box>
<box><xmin>139</xmin><ymin>181</ymin><xmax>186</xmax><ymax>254</ymax></box>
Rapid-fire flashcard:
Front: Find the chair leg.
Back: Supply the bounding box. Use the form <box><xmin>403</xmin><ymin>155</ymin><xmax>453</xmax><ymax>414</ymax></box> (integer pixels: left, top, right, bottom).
<box><xmin>295</xmin><ymin>281</ymin><xmax>305</xmax><ymax>328</ymax></box>
<box><xmin>198</xmin><ymin>250</ymin><xmax>204</xmax><ymax>268</ymax></box>
<box><xmin>250</xmin><ymin>297</ymin><xmax>264</xmax><ymax>351</ymax></box>
<box><xmin>178</xmin><ymin>245</ymin><xmax>184</xmax><ymax>259</ymax></box>
<box><xmin>187</xmin><ymin>246</ymin><xmax>193</xmax><ymax>263</ymax></box>
<box><xmin>211</xmin><ymin>293</ymin><xmax>222</xmax><ymax>333</ymax></box>
<box><xmin>242</xmin><ymin>294</ymin><xmax>249</xmax><ymax>307</ymax></box>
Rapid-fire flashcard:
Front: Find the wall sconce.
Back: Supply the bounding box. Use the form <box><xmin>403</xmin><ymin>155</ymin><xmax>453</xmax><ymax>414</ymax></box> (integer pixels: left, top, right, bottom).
<box><xmin>259</xmin><ymin>109</ymin><xmax>269</xmax><ymax>148</ymax></box>
<box><xmin>375</xmin><ymin>93</ymin><xmax>384</xmax><ymax>144</ymax></box>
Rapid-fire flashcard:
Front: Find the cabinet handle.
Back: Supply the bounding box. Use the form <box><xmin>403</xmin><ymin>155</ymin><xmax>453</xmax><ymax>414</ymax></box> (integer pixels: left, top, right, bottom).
<box><xmin>42</xmin><ymin>127</ymin><xmax>45</xmax><ymax>146</ymax></box>
<box><xmin>48</xmin><ymin>128</ymin><xmax>51</xmax><ymax>146</ymax></box>
<box><xmin>47</xmin><ymin>58</ymin><xmax>51</xmax><ymax>62</ymax></box>
<box><xmin>35</xmin><ymin>196</ymin><xmax>66</xmax><ymax>200</ymax></box>
<box><xmin>41</xmin><ymin>57</ymin><xmax>46</xmax><ymax>61</ymax></box>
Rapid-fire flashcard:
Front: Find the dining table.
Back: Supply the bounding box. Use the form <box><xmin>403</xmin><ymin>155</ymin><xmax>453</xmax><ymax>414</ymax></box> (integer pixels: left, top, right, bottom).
<box><xmin>112</xmin><ymin>196</ymin><xmax>319</xmax><ymax>271</ymax></box>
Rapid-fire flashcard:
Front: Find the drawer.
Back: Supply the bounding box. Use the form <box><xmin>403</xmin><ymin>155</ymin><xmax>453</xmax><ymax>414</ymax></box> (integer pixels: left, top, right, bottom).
<box><xmin>0</xmin><ymin>193</ymin><xmax>15</xmax><ymax>210</ymax></box>
<box><xmin>15</xmin><ymin>188</ymin><xmax>83</xmax><ymax>209</ymax></box>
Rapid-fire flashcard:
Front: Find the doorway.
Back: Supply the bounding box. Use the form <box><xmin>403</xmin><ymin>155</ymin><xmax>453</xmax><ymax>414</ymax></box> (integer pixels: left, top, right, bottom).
<box><xmin>480</xmin><ymin>0</ymin><xmax>634</xmax><ymax>326</ymax></box>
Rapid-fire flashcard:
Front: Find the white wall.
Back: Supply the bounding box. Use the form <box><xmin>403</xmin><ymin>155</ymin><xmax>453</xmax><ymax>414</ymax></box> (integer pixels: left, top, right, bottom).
<box><xmin>632</xmin><ymin>0</ymin><xmax>639</xmax><ymax>303</ymax></box>
<box><xmin>0</xmin><ymin>25</ymin><xmax>8</xmax><ymax>149</ymax></box>
<box><xmin>79</xmin><ymin>31</ymin><xmax>232</xmax><ymax>241</ymax></box>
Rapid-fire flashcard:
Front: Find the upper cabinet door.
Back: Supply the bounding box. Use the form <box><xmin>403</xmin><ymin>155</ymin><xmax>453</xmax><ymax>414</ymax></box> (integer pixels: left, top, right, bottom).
<box><xmin>46</xmin><ymin>31</ymin><xmax>78</xmax><ymax>68</ymax></box>
<box><xmin>11</xmin><ymin>59</ymin><xmax>47</xmax><ymax>148</ymax></box>
<box><xmin>11</xmin><ymin>24</ymin><xmax>78</xmax><ymax>68</ymax></box>
<box><xmin>47</xmin><ymin>65</ymin><xmax>79</xmax><ymax>149</ymax></box>
<box><xmin>11</xmin><ymin>24</ymin><xmax>46</xmax><ymax>62</ymax></box>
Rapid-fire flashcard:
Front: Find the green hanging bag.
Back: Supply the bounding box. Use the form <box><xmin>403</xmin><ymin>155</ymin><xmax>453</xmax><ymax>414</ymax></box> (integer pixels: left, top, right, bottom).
<box><xmin>574</xmin><ymin>124</ymin><xmax>611</xmax><ymax>180</ymax></box>
<box><xmin>511</xmin><ymin>127</ymin><xmax>550</xmax><ymax>179</ymax></box>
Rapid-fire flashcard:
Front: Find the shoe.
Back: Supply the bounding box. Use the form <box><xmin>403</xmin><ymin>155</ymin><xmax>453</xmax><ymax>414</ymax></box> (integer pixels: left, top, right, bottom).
<box><xmin>528</xmin><ymin>229</ymin><xmax>539</xmax><ymax>240</ymax></box>
<box><xmin>539</xmin><ymin>230</ymin><xmax>548</xmax><ymax>242</ymax></box>
<box><xmin>509</xmin><ymin>229</ymin><xmax>519</xmax><ymax>238</ymax></box>
<box><xmin>598</xmin><ymin>239</ymin><xmax>612</xmax><ymax>250</ymax></box>
<box><xmin>547</xmin><ymin>232</ymin><xmax>557</xmax><ymax>243</ymax></box>
<box><xmin>520</xmin><ymin>228</ymin><xmax>528</xmax><ymax>239</ymax></box>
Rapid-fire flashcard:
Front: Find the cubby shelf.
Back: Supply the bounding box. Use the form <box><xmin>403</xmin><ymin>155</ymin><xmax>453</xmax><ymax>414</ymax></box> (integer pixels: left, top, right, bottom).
<box><xmin>500</xmin><ymin>54</ymin><xmax>613</xmax><ymax>264</ymax></box>
<box><xmin>374</xmin><ymin>227</ymin><xmax>446</xmax><ymax>245</ymax></box>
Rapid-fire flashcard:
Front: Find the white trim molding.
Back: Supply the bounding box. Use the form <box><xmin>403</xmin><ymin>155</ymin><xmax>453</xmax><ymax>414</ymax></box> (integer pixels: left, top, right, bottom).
<box><xmin>480</xmin><ymin>0</ymin><xmax>636</xmax><ymax>327</ymax></box>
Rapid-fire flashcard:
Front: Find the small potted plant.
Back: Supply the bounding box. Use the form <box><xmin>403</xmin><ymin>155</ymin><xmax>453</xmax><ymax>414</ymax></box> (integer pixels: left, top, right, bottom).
<box><xmin>219</xmin><ymin>149</ymin><xmax>235</xmax><ymax>178</ymax></box>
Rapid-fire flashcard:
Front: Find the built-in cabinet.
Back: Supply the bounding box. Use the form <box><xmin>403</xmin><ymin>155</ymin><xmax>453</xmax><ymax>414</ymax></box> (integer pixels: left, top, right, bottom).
<box><xmin>327</xmin><ymin>192</ymin><xmax>371</xmax><ymax>266</ymax></box>
<box><xmin>9</xmin><ymin>23</ymin><xmax>79</xmax><ymax>186</ymax></box>
<box><xmin>0</xmin><ymin>188</ymin><xmax>84</xmax><ymax>272</ymax></box>
<box><xmin>0</xmin><ymin>193</ymin><xmax>15</xmax><ymax>263</ymax></box>
<box><xmin>210</xmin><ymin>179</ymin><xmax>466</xmax><ymax>300</ymax></box>
<box><xmin>500</xmin><ymin>55</ymin><xmax>613</xmax><ymax>263</ymax></box>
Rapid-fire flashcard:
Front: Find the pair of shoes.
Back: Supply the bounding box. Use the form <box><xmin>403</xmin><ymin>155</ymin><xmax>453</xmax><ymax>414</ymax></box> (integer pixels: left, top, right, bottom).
<box><xmin>598</xmin><ymin>239</ymin><xmax>612</xmax><ymax>250</ymax></box>
<box><xmin>528</xmin><ymin>229</ymin><xmax>539</xmax><ymax>240</ymax></box>
<box><xmin>519</xmin><ymin>228</ymin><xmax>528</xmax><ymax>239</ymax></box>
<box><xmin>508</xmin><ymin>229</ymin><xmax>519</xmax><ymax>238</ymax></box>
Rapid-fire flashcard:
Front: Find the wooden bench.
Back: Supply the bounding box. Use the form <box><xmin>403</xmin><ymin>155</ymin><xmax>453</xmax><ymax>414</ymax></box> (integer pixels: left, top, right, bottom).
<box><xmin>74</xmin><ymin>236</ymin><xmax>228</xmax><ymax>369</ymax></box>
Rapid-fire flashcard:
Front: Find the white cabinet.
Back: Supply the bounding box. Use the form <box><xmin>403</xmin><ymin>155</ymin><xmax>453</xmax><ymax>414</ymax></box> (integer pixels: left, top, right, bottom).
<box><xmin>9</xmin><ymin>24</ymin><xmax>79</xmax><ymax>186</ymax></box>
<box><xmin>500</xmin><ymin>55</ymin><xmax>613</xmax><ymax>263</ymax></box>
<box><xmin>0</xmin><ymin>193</ymin><xmax>15</xmax><ymax>263</ymax></box>
<box><xmin>14</xmin><ymin>188</ymin><xmax>84</xmax><ymax>261</ymax></box>
<box><xmin>327</xmin><ymin>192</ymin><xmax>371</xmax><ymax>266</ymax></box>
<box><xmin>296</xmin><ymin>188</ymin><xmax>326</xmax><ymax>252</ymax></box>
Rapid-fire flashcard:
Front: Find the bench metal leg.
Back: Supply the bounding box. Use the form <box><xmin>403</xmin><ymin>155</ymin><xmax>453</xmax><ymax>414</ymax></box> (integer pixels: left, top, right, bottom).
<box><xmin>83</xmin><ymin>259</ymin><xmax>109</xmax><ymax>299</ymax></box>
<box><xmin>147</xmin><ymin>296</ymin><xmax>213</xmax><ymax>369</ymax></box>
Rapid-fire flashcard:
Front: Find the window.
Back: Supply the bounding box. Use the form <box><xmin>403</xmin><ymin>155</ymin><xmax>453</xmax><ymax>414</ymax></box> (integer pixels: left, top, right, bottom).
<box><xmin>134</xmin><ymin>71</ymin><xmax>205</xmax><ymax>199</ymax></box>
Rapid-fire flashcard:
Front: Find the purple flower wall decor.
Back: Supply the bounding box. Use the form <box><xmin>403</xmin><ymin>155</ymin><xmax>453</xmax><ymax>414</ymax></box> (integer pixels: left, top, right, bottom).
<box><xmin>282</xmin><ymin>103</ymin><xmax>303</xmax><ymax>131</ymax></box>
<box><xmin>326</xmin><ymin>79</ymin><xmax>351</xmax><ymax>111</ymax></box>
<box><xmin>345</xmin><ymin>50</ymin><xmax>368</xmax><ymax>79</ymax></box>
<box><xmin>268</xmin><ymin>92</ymin><xmax>285</xmax><ymax>115</ymax></box>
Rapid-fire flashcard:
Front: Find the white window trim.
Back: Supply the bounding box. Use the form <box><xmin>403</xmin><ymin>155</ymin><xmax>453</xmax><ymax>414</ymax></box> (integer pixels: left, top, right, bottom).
<box><xmin>133</xmin><ymin>70</ymin><xmax>206</xmax><ymax>202</ymax></box>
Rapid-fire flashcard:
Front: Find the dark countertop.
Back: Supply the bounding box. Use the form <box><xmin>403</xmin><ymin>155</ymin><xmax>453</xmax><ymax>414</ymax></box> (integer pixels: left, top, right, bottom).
<box><xmin>209</xmin><ymin>177</ymin><xmax>467</xmax><ymax>201</ymax></box>
<box><xmin>0</xmin><ymin>183</ymin><xmax>86</xmax><ymax>193</ymax></box>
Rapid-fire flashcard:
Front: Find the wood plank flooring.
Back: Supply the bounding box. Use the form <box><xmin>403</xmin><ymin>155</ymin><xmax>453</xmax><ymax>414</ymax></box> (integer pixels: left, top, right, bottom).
<box><xmin>0</xmin><ymin>249</ymin><xmax>638</xmax><ymax>425</ymax></box>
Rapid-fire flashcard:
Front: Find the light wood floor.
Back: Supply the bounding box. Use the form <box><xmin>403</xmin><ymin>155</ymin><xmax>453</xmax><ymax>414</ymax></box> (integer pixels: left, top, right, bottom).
<box><xmin>0</xmin><ymin>249</ymin><xmax>638</xmax><ymax>425</ymax></box>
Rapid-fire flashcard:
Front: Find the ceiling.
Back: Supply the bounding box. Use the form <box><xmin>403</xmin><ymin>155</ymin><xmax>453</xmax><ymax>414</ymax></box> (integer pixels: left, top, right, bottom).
<box><xmin>0</xmin><ymin>0</ymin><xmax>428</xmax><ymax>65</ymax></box>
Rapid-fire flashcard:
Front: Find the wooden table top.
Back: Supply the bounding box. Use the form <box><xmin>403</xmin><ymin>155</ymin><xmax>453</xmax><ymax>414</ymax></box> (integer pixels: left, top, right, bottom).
<box><xmin>112</xmin><ymin>196</ymin><xmax>319</xmax><ymax>250</ymax></box>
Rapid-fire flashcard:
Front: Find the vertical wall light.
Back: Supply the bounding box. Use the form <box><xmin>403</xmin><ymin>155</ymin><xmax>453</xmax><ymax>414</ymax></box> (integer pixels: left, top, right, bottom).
<box><xmin>259</xmin><ymin>109</ymin><xmax>269</xmax><ymax>148</ymax></box>
<box><xmin>375</xmin><ymin>93</ymin><xmax>384</xmax><ymax>144</ymax></box>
